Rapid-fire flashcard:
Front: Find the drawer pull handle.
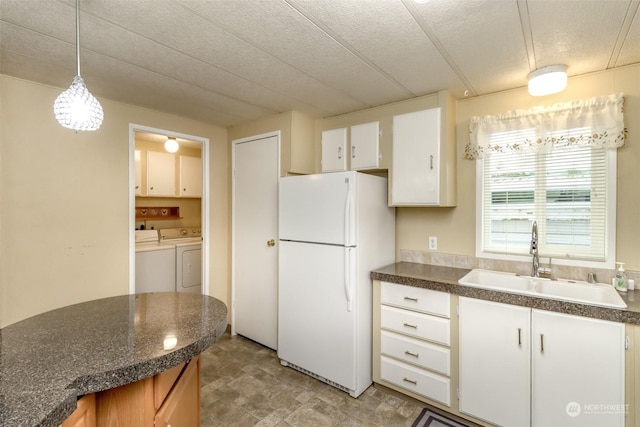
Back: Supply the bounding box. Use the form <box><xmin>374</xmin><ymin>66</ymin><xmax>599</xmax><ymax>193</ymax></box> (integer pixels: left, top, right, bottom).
<box><xmin>403</xmin><ymin>323</ymin><xmax>418</xmax><ymax>329</ymax></box>
<box><xmin>540</xmin><ymin>334</ymin><xmax>544</xmax><ymax>353</ymax></box>
<box><xmin>518</xmin><ymin>328</ymin><xmax>522</xmax><ymax>346</ymax></box>
<box><xmin>404</xmin><ymin>296</ymin><xmax>418</xmax><ymax>302</ymax></box>
<box><xmin>403</xmin><ymin>377</ymin><xmax>418</xmax><ymax>385</ymax></box>
<box><xmin>404</xmin><ymin>350</ymin><xmax>419</xmax><ymax>358</ymax></box>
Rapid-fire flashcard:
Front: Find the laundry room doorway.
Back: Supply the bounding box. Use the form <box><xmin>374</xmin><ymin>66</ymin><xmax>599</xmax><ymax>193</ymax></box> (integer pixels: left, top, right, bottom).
<box><xmin>128</xmin><ymin>123</ymin><xmax>210</xmax><ymax>296</ymax></box>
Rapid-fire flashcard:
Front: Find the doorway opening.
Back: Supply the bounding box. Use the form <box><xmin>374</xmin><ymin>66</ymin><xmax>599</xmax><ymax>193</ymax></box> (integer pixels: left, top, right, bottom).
<box><xmin>128</xmin><ymin>123</ymin><xmax>210</xmax><ymax>295</ymax></box>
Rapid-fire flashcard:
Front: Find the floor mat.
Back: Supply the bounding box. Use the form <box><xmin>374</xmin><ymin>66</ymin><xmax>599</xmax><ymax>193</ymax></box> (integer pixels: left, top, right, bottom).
<box><xmin>411</xmin><ymin>408</ymin><xmax>471</xmax><ymax>427</ymax></box>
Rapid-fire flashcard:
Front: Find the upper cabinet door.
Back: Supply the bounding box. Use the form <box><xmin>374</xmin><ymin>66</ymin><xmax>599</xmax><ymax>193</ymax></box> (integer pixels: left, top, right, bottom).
<box><xmin>179</xmin><ymin>155</ymin><xmax>202</xmax><ymax>197</ymax></box>
<box><xmin>350</xmin><ymin>121</ymin><xmax>380</xmax><ymax>170</ymax></box>
<box><xmin>147</xmin><ymin>151</ymin><xmax>176</xmax><ymax>196</ymax></box>
<box><xmin>321</xmin><ymin>128</ymin><xmax>347</xmax><ymax>173</ymax></box>
<box><xmin>391</xmin><ymin>108</ymin><xmax>440</xmax><ymax>206</ymax></box>
<box><xmin>134</xmin><ymin>150</ymin><xmax>142</xmax><ymax>196</ymax></box>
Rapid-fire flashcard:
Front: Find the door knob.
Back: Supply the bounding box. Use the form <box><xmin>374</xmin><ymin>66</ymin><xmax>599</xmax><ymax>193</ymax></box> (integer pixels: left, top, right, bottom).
<box><xmin>267</xmin><ymin>239</ymin><xmax>275</xmax><ymax>247</ymax></box>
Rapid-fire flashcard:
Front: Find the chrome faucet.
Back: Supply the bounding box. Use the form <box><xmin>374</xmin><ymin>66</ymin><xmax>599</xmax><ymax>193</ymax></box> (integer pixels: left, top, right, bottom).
<box><xmin>530</xmin><ymin>221</ymin><xmax>539</xmax><ymax>277</ymax></box>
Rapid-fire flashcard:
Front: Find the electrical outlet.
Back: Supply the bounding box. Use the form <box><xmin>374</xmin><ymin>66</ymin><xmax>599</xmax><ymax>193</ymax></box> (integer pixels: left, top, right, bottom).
<box><xmin>428</xmin><ymin>236</ymin><xmax>438</xmax><ymax>251</ymax></box>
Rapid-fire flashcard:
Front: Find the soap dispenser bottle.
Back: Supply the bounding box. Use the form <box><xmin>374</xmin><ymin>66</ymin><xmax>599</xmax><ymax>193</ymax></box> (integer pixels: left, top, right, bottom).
<box><xmin>615</xmin><ymin>262</ymin><xmax>627</xmax><ymax>292</ymax></box>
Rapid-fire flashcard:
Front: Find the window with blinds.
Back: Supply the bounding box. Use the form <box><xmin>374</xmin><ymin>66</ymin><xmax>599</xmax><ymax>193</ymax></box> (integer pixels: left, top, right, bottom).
<box><xmin>480</xmin><ymin>126</ymin><xmax>612</xmax><ymax>262</ymax></box>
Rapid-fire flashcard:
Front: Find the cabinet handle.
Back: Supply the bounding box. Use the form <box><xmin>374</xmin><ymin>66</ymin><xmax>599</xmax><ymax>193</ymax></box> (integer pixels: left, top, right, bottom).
<box><xmin>352</xmin><ymin>145</ymin><xmax>356</xmax><ymax>158</ymax></box>
<box><xmin>518</xmin><ymin>328</ymin><xmax>522</xmax><ymax>346</ymax></box>
<box><xmin>540</xmin><ymin>334</ymin><xmax>544</xmax><ymax>353</ymax></box>
<box><xmin>430</xmin><ymin>154</ymin><xmax>434</xmax><ymax>170</ymax></box>
<box><xmin>404</xmin><ymin>350</ymin><xmax>419</xmax><ymax>358</ymax></box>
<box><xmin>403</xmin><ymin>296</ymin><xmax>418</xmax><ymax>302</ymax></box>
<box><xmin>150</xmin><ymin>186</ymin><xmax>154</xmax><ymax>190</ymax></box>
<box><xmin>403</xmin><ymin>377</ymin><xmax>417</xmax><ymax>385</ymax></box>
<box><xmin>338</xmin><ymin>146</ymin><xmax>342</xmax><ymax>159</ymax></box>
<box><xmin>403</xmin><ymin>323</ymin><xmax>417</xmax><ymax>329</ymax></box>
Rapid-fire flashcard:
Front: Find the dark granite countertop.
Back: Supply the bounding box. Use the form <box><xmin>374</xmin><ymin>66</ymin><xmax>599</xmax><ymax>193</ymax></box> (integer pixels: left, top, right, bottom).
<box><xmin>372</xmin><ymin>262</ymin><xmax>640</xmax><ymax>325</ymax></box>
<box><xmin>0</xmin><ymin>292</ymin><xmax>228</xmax><ymax>427</ymax></box>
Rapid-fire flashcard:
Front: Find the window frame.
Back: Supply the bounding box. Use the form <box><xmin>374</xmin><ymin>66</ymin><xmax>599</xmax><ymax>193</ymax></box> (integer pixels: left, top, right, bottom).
<box><xmin>475</xmin><ymin>148</ymin><xmax>617</xmax><ymax>269</ymax></box>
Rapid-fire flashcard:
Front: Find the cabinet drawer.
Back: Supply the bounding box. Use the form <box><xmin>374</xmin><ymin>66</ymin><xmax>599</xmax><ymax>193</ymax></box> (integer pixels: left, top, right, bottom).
<box><xmin>381</xmin><ymin>282</ymin><xmax>450</xmax><ymax>317</ymax></box>
<box><xmin>380</xmin><ymin>355</ymin><xmax>450</xmax><ymax>406</ymax></box>
<box><xmin>381</xmin><ymin>330</ymin><xmax>450</xmax><ymax>376</ymax></box>
<box><xmin>381</xmin><ymin>305</ymin><xmax>450</xmax><ymax>346</ymax></box>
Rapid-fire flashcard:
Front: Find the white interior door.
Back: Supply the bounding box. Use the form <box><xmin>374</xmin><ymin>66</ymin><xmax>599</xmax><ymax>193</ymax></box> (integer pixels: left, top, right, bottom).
<box><xmin>232</xmin><ymin>133</ymin><xmax>279</xmax><ymax>349</ymax></box>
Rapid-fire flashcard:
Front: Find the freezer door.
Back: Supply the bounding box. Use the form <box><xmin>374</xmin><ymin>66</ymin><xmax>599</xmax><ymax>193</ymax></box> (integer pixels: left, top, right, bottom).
<box><xmin>278</xmin><ymin>241</ymin><xmax>357</xmax><ymax>391</ymax></box>
<box><xmin>279</xmin><ymin>172</ymin><xmax>356</xmax><ymax>246</ymax></box>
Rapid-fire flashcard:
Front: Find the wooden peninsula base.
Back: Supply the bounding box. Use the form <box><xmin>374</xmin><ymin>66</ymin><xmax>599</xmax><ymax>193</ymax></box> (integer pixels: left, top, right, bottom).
<box><xmin>63</xmin><ymin>356</ymin><xmax>200</xmax><ymax>427</ymax></box>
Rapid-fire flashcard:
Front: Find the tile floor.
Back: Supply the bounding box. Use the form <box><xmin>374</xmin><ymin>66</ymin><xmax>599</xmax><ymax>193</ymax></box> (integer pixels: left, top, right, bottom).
<box><xmin>199</xmin><ymin>332</ymin><xmax>428</xmax><ymax>426</ymax></box>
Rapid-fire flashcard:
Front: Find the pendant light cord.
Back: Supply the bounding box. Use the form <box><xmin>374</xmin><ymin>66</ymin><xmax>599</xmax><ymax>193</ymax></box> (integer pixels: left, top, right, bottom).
<box><xmin>76</xmin><ymin>0</ymin><xmax>81</xmax><ymax>77</ymax></box>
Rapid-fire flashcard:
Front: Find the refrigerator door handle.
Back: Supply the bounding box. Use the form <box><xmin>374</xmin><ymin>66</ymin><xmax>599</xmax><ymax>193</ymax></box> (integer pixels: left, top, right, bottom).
<box><xmin>344</xmin><ymin>247</ymin><xmax>353</xmax><ymax>312</ymax></box>
<box><xmin>344</xmin><ymin>177</ymin><xmax>351</xmax><ymax>246</ymax></box>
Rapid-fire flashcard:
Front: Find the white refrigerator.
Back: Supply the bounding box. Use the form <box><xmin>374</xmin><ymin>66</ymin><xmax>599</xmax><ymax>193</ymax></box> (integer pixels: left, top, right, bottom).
<box><xmin>278</xmin><ymin>171</ymin><xmax>395</xmax><ymax>397</ymax></box>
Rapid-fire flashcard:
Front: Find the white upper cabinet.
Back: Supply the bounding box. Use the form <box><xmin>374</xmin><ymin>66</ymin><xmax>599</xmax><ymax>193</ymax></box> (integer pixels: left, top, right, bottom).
<box><xmin>179</xmin><ymin>155</ymin><xmax>202</xmax><ymax>197</ymax></box>
<box><xmin>350</xmin><ymin>121</ymin><xmax>380</xmax><ymax>170</ymax></box>
<box><xmin>134</xmin><ymin>150</ymin><xmax>142</xmax><ymax>196</ymax></box>
<box><xmin>321</xmin><ymin>128</ymin><xmax>347</xmax><ymax>172</ymax></box>
<box><xmin>147</xmin><ymin>151</ymin><xmax>176</xmax><ymax>197</ymax></box>
<box><xmin>390</xmin><ymin>91</ymin><xmax>456</xmax><ymax>207</ymax></box>
<box><xmin>391</xmin><ymin>108</ymin><xmax>440</xmax><ymax>205</ymax></box>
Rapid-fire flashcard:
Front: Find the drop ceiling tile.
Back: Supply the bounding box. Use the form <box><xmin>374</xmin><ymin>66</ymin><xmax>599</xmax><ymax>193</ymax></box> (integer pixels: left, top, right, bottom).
<box><xmin>183</xmin><ymin>0</ymin><xmax>411</xmax><ymax>106</ymax></box>
<box><xmin>78</xmin><ymin>0</ymin><xmax>366</xmax><ymax>116</ymax></box>
<box><xmin>617</xmin><ymin>12</ymin><xmax>640</xmax><ymax>67</ymax></box>
<box><xmin>528</xmin><ymin>0</ymin><xmax>631</xmax><ymax>75</ymax></box>
<box><xmin>413</xmin><ymin>0</ymin><xmax>530</xmax><ymax>95</ymax></box>
<box><xmin>287</xmin><ymin>0</ymin><xmax>467</xmax><ymax>97</ymax></box>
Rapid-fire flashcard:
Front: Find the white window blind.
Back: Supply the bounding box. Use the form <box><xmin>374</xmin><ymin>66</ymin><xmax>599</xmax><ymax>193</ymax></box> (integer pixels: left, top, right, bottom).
<box><xmin>470</xmin><ymin>94</ymin><xmax>624</xmax><ymax>265</ymax></box>
<box><xmin>481</xmin><ymin>127</ymin><xmax>609</xmax><ymax>261</ymax></box>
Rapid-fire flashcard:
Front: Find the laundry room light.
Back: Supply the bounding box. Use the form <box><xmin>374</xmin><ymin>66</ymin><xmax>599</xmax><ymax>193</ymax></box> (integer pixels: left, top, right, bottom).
<box><xmin>53</xmin><ymin>0</ymin><xmax>103</xmax><ymax>131</ymax></box>
<box><xmin>528</xmin><ymin>65</ymin><xmax>568</xmax><ymax>96</ymax></box>
<box><xmin>164</xmin><ymin>137</ymin><xmax>179</xmax><ymax>153</ymax></box>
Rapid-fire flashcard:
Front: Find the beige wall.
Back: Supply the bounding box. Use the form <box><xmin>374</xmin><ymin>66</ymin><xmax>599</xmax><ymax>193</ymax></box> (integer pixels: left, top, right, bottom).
<box><xmin>0</xmin><ymin>75</ymin><xmax>229</xmax><ymax>327</ymax></box>
<box><xmin>228</xmin><ymin>110</ymin><xmax>315</xmax><ymax>176</ymax></box>
<box><xmin>3</xmin><ymin>64</ymin><xmax>638</xmax><ymax>327</ymax></box>
<box><xmin>397</xmin><ymin>64</ymin><xmax>640</xmax><ymax>270</ymax></box>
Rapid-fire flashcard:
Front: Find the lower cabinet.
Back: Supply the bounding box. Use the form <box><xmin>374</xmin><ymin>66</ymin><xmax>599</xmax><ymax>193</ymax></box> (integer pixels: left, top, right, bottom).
<box><xmin>374</xmin><ymin>281</ymin><xmax>452</xmax><ymax>406</ymax></box>
<box><xmin>154</xmin><ymin>356</ymin><xmax>200</xmax><ymax>427</ymax></box>
<box><xmin>61</xmin><ymin>393</ymin><xmax>96</xmax><ymax>427</ymax></box>
<box><xmin>459</xmin><ymin>297</ymin><xmax>625</xmax><ymax>427</ymax></box>
<box><xmin>458</xmin><ymin>297</ymin><xmax>531</xmax><ymax>426</ymax></box>
<box><xmin>62</xmin><ymin>356</ymin><xmax>200</xmax><ymax>427</ymax></box>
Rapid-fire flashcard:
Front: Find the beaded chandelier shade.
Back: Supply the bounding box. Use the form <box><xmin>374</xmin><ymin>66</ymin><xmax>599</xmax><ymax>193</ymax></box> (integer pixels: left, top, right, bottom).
<box><xmin>53</xmin><ymin>0</ymin><xmax>103</xmax><ymax>131</ymax></box>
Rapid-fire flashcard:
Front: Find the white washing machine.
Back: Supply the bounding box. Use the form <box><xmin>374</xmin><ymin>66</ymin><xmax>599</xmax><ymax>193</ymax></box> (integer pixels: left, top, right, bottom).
<box><xmin>160</xmin><ymin>228</ymin><xmax>203</xmax><ymax>294</ymax></box>
<box><xmin>135</xmin><ymin>245</ymin><xmax>176</xmax><ymax>293</ymax></box>
<box><xmin>135</xmin><ymin>230</ymin><xmax>176</xmax><ymax>293</ymax></box>
<box><xmin>176</xmin><ymin>242</ymin><xmax>202</xmax><ymax>293</ymax></box>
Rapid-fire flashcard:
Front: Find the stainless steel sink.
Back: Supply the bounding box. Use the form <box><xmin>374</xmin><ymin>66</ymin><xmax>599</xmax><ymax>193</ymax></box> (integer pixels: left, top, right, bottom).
<box><xmin>459</xmin><ymin>269</ymin><xmax>627</xmax><ymax>309</ymax></box>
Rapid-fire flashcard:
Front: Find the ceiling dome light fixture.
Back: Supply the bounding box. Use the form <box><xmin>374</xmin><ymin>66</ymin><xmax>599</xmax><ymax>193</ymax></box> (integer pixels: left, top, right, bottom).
<box><xmin>164</xmin><ymin>137</ymin><xmax>179</xmax><ymax>153</ymax></box>
<box><xmin>527</xmin><ymin>64</ymin><xmax>568</xmax><ymax>97</ymax></box>
<box><xmin>53</xmin><ymin>0</ymin><xmax>103</xmax><ymax>131</ymax></box>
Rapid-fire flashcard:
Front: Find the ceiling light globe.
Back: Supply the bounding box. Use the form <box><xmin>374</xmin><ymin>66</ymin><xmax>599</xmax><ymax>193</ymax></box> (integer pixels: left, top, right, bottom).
<box><xmin>54</xmin><ymin>75</ymin><xmax>104</xmax><ymax>131</ymax></box>
<box><xmin>165</xmin><ymin>137</ymin><xmax>179</xmax><ymax>153</ymax></box>
<box><xmin>528</xmin><ymin>65</ymin><xmax>568</xmax><ymax>96</ymax></box>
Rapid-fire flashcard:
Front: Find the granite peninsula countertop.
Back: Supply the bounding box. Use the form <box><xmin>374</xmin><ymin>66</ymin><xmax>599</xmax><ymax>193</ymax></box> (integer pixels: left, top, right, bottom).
<box><xmin>0</xmin><ymin>292</ymin><xmax>228</xmax><ymax>427</ymax></box>
<box><xmin>371</xmin><ymin>262</ymin><xmax>640</xmax><ymax>325</ymax></box>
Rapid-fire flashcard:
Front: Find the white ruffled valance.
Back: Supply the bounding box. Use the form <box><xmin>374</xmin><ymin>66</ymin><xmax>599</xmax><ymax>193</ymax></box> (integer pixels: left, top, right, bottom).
<box><xmin>465</xmin><ymin>93</ymin><xmax>625</xmax><ymax>160</ymax></box>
